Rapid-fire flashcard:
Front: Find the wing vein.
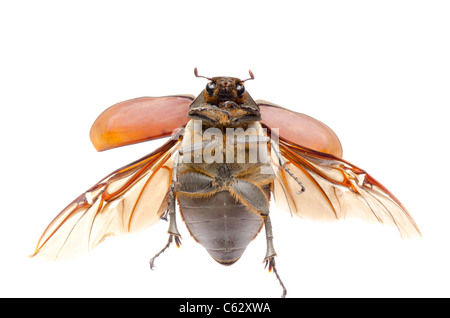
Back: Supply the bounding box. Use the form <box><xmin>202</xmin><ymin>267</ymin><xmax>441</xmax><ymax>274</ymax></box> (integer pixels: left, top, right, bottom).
<box><xmin>284</xmin><ymin>153</ymin><xmax>338</xmax><ymax>218</ymax></box>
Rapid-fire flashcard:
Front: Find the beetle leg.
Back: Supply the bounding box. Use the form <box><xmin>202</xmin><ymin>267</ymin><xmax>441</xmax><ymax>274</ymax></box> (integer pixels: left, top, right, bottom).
<box><xmin>263</xmin><ymin>214</ymin><xmax>287</xmax><ymax>298</ymax></box>
<box><xmin>230</xmin><ymin>179</ymin><xmax>270</xmax><ymax>215</ymax></box>
<box><xmin>149</xmin><ymin>152</ymin><xmax>182</xmax><ymax>270</ymax></box>
<box><xmin>167</xmin><ymin>190</ymin><xmax>182</xmax><ymax>241</ymax></box>
<box><xmin>149</xmin><ymin>192</ymin><xmax>181</xmax><ymax>269</ymax></box>
<box><xmin>271</xmin><ymin>139</ymin><xmax>305</xmax><ymax>193</ymax></box>
<box><xmin>263</xmin><ymin>214</ymin><xmax>277</xmax><ymax>260</ymax></box>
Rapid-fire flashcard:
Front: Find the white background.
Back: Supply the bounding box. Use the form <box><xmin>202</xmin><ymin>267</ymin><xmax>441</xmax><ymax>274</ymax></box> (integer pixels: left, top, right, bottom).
<box><xmin>1</xmin><ymin>0</ymin><xmax>449</xmax><ymax>298</ymax></box>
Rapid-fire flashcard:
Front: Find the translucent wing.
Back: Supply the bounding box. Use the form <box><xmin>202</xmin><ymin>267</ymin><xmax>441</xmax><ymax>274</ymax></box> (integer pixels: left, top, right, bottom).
<box><xmin>90</xmin><ymin>95</ymin><xmax>193</xmax><ymax>151</ymax></box>
<box><xmin>32</xmin><ymin>137</ymin><xmax>182</xmax><ymax>260</ymax></box>
<box><xmin>269</xmin><ymin>134</ymin><xmax>421</xmax><ymax>239</ymax></box>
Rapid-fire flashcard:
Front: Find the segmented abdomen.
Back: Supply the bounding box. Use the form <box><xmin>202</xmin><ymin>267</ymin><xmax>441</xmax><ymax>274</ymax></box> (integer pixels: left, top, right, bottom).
<box><xmin>178</xmin><ymin>190</ymin><xmax>264</xmax><ymax>265</ymax></box>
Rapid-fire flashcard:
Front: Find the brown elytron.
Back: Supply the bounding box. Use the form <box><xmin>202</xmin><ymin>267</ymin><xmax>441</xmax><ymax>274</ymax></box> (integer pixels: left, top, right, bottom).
<box><xmin>32</xmin><ymin>69</ymin><xmax>420</xmax><ymax>298</ymax></box>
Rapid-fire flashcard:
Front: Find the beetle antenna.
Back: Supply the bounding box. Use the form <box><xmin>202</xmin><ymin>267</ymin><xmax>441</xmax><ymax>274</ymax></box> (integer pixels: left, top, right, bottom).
<box><xmin>194</xmin><ymin>67</ymin><xmax>212</xmax><ymax>81</ymax></box>
<box><xmin>241</xmin><ymin>70</ymin><xmax>255</xmax><ymax>83</ymax></box>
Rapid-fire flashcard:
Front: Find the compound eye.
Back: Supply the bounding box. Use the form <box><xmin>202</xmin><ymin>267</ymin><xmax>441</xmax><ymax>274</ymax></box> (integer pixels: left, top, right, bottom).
<box><xmin>206</xmin><ymin>82</ymin><xmax>215</xmax><ymax>95</ymax></box>
<box><xmin>236</xmin><ymin>84</ymin><xmax>245</xmax><ymax>97</ymax></box>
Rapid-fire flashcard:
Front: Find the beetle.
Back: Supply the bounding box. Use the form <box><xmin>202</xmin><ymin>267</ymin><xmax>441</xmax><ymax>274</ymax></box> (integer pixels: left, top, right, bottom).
<box><xmin>31</xmin><ymin>69</ymin><xmax>421</xmax><ymax>297</ymax></box>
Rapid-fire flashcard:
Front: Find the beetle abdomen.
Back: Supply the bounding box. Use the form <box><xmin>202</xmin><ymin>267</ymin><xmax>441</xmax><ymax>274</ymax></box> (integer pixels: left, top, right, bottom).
<box><xmin>178</xmin><ymin>190</ymin><xmax>264</xmax><ymax>265</ymax></box>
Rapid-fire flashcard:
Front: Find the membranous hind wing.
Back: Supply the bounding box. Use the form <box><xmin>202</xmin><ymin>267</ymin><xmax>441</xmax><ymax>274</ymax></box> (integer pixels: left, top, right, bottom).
<box><xmin>32</xmin><ymin>138</ymin><xmax>182</xmax><ymax>260</ymax></box>
<box><xmin>268</xmin><ymin>133</ymin><xmax>421</xmax><ymax>239</ymax></box>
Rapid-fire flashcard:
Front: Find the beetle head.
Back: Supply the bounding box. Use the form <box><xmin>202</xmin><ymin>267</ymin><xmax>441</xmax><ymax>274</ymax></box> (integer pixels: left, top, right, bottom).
<box><xmin>188</xmin><ymin>68</ymin><xmax>260</xmax><ymax>126</ymax></box>
<box><xmin>194</xmin><ymin>67</ymin><xmax>253</xmax><ymax>104</ymax></box>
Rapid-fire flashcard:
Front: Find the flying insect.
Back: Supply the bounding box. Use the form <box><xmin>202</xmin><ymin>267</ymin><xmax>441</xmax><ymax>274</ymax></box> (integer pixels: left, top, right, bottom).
<box><xmin>32</xmin><ymin>69</ymin><xmax>421</xmax><ymax>297</ymax></box>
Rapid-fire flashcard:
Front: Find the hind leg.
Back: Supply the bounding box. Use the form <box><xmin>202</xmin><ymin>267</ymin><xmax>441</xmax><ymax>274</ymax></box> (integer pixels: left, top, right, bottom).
<box><xmin>262</xmin><ymin>214</ymin><xmax>287</xmax><ymax>298</ymax></box>
<box><xmin>149</xmin><ymin>152</ymin><xmax>182</xmax><ymax>269</ymax></box>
